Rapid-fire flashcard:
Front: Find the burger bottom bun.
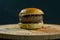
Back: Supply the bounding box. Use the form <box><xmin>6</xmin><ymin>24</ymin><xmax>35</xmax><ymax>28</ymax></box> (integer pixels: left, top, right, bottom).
<box><xmin>19</xmin><ymin>23</ymin><xmax>43</xmax><ymax>30</ymax></box>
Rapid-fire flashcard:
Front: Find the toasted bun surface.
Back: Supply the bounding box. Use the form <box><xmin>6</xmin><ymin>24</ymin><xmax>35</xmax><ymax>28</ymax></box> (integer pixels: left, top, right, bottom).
<box><xmin>19</xmin><ymin>23</ymin><xmax>43</xmax><ymax>29</ymax></box>
<box><xmin>19</xmin><ymin>8</ymin><xmax>44</xmax><ymax>16</ymax></box>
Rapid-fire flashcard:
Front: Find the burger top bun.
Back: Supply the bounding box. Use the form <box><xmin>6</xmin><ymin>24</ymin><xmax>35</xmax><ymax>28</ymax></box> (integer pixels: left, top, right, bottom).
<box><xmin>19</xmin><ymin>8</ymin><xmax>44</xmax><ymax>16</ymax></box>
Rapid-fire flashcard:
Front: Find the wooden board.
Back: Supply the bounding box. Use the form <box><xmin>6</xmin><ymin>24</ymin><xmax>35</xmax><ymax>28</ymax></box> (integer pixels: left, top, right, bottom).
<box><xmin>0</xmin><ymin>24</ymin><xmax>60</xmax><ymax>40</ymax></box>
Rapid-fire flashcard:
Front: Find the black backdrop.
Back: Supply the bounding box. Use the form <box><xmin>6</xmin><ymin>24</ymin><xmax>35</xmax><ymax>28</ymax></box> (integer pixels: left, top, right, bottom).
<box><xmin>0</xmin><ymin>0</ymin><xmax>60</xmax><ymax>25</ymax></box>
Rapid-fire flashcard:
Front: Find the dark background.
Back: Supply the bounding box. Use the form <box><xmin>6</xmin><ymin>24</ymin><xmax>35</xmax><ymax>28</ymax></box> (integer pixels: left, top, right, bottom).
<box><xmin>0</xmin><ymin>0</ymin><xmax>60</xmax><ymax>25</ymax></box>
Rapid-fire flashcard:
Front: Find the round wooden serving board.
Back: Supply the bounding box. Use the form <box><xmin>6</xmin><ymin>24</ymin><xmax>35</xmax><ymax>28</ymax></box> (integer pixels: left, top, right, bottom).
<box><xmin>0</xmin><ymin>24</ymin><xmax>60</xmax><ymax>40</ymax></box>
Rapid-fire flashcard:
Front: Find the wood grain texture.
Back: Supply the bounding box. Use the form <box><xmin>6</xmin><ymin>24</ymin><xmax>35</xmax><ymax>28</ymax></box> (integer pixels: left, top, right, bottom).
<box><xmin>0</xmin><ymin>24</ymin><xmax>60</xmax><ymax>40</ymax></box>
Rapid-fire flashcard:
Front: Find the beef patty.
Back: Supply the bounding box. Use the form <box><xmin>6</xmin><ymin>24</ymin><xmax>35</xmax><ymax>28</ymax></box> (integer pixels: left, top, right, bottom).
<box><xmin>20</xmin><ymin>15</ymin><xmax>43</xmax><ymax>23</ymax></box>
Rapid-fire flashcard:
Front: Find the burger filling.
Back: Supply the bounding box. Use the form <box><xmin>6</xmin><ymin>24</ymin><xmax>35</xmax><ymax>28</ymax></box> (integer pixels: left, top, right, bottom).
<box><xmin>20</xmin><ymin>15</ymin><xmax>43</xmax><ymax>23</ymax></box>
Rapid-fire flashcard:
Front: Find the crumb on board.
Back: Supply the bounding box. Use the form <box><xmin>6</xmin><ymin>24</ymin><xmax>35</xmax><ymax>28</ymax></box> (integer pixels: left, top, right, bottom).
<box><xmin>30</xmin><ymin>26</ymin><xmax>60</xmax><ymax>33</ymax></box>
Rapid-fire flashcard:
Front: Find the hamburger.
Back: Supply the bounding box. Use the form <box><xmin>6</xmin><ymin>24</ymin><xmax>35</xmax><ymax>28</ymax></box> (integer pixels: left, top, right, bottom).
<box><xmin>19</xmin><ymin>8</ymin><xmax>44</xmax><ymax>30</ymax></box>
